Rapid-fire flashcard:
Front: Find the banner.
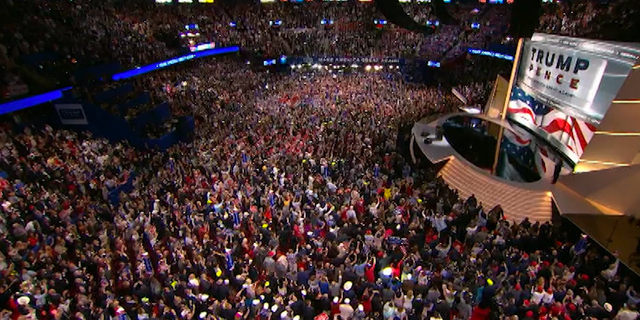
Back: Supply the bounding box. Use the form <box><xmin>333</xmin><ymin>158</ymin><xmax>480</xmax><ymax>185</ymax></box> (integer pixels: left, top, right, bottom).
<box><xmin>518</xmin><ymin>41</ymin><xmax>607</xmax><ymax>118</ymax></box>
<box><xmin>290</xmin><ymin>56</ymin><xmax>405</xmax><ymax>65</ymax></box>
<box><xmin>507</xmin><ymin>33</ymin><xmax>640</xmax><ymax>162</ymax></box>
<box><xmin>467</xmin><ymin>48</ymin><xmax>514</xmax><ymax>61</ymax></box>
<box><xmin>515</xmin><ymin>34</ymin><xmax>640</xmax><ymax>125</ymax></box>
<box><xmin>55</xmin><ymin>104</ymin><xmax>88</xmax><ymax>125</ymax></box>
<box><xmin>317</xmin><ymin>56</ymin><xmax>402</xmax><ymax>64</ymax></box>
<box><xmin>112</xmin><ymin>46</ymin><xmax>240</xmax><ymax>80</ymax></box>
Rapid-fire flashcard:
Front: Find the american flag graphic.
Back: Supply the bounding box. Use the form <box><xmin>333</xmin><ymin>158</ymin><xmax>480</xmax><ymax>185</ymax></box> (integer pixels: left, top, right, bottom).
<box><xmin>501</xmin><ymin>122</ymin><xmax>568</xmax><ymax>181</ymax></box>
<box><xmin>500</xmin><ymin>129</ymin><xmax>543</xmax><ymax>179</ymax></box>
<box><xmin>502</xmin><ymin>125</ymin><xmax>532</xmax><ymax>147</ymax></box>
<box><xmin>508</xmin><ymin>86</ymin><xmax>597</xmax><ymax>158</ymax></box>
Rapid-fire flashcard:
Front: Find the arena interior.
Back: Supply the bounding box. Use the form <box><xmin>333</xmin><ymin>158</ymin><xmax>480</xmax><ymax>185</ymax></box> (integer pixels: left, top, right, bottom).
<box><xmin>1</xmin><ymin>0</ymin><xmax>640</xmax><ymax>319</ymax></box>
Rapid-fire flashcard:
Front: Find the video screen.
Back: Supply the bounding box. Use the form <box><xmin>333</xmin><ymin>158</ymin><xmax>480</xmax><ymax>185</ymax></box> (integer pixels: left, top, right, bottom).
<box><xmin>506</xmin><ymin>34</ymin><xmax>640</xmax><ymax>163</ymax></box>
<box><xmin>507</xmin><ymin>86</ymin><xmax>596</xmax><ymax>162</ymax></box>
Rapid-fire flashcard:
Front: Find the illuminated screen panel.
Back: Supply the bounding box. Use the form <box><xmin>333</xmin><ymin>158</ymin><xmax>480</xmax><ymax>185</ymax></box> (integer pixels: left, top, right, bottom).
<box><xmin>507</xmin><ymin>86</ymin><xmax>597</xmax><ymax>161</ymax></box>
<box><xmin>507</xmin><ymin>33</ymin><xmax>640</xmax><ymax>163</ymax></box>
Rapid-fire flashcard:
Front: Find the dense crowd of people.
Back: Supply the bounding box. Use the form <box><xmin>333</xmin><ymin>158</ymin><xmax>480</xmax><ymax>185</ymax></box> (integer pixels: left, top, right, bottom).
<box><xmin>0</xmin><ymin>1</ymin><xmax>639</xmax><ymax>320</ymax></box>
<box><xmin>536</xmin><ymin>0</ymin><xmax>640</xmax><ymax>42</ymax></box>
<box><xmin>0</xmin><ymin>52</ymin><xmax>637</xmax><ymax>320</ymax></box>
<box><xmin>3</xmin><ymin>0</ymin><xmax>640</xmax><ymax>101</ymax></box>
<box><xmin>1</xmin><ymin>0</ymin><xmax>508</xmax><ymax>99</ymax></box>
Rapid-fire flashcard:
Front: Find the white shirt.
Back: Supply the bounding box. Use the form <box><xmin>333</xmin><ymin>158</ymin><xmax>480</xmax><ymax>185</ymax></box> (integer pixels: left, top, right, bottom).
<box><xmin>339</xmin><ymin>304</ymin><xmax>354</xmax><ymax>320</ymax></box>
<box><xmin>531</xmin><ymin>291</ymin><xmax>544</xmax><ymax>305</ymax></box>
<box><xmin>430</xmin><ymin>215</ymin><xmax>447</xmax><ymax>232</ymax></box>
<box><xmin>615</xmin><ymin>309</ymin><xmax>639</xmax><ymax>320</ymax></box>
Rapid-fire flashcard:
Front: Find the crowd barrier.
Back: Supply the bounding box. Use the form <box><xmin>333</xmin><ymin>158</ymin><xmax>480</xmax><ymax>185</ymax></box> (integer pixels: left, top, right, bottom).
<box><xmin>20</xmin><ymin>52</ymin><xmax>60</xmax><ymax>67</ymax></box>
<box><xmin>132</xmin><ymin>102</ymin><xmax>172</xmax><ymax>132</ymax></box>
<box><xmin>54</xmin><ymin>97</ymin><xmax>139</xmax><ymax>144</ymax></box>
<box><xmin>117</xmin><ymin>92</ymin><xmax>151</xmax><ymax>115</ymax></box>
<box><xmin>145</xmin><ymin>131</ymin><xmax>180</xmax><ymax>151</ymax></box>
<box><xmin>486</xmin><ymin>43</ymin><xmax>516</xmax><ymax>56</ymax></box>
<box><xmin>183</xmin><ymin>116</ymin><xmax>195</xmax><ymax>133</ymax></box>
<box><xmin>143</xmin><ymin>116</ymin><xmax>195</xmax><ymax>151</ymax></box>
<box><xmin>74</xmin><ymin>62</ymin><xmax>122</xmax><ymax>81</ymax></box>
<box><xmin>93</xmin><ymin>83</ymin><xmax>135</xmax><ymax>104</ymax></box>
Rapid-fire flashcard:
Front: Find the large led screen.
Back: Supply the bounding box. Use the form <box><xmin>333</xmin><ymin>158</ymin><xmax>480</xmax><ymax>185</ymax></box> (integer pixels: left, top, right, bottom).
<box><xmin>507</xmin><ymin>33</ymin><xmax>640</xmax><ymax>163</ymax></box>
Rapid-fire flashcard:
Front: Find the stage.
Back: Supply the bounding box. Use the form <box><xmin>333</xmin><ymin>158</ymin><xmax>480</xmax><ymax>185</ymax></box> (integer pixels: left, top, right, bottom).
<box><xmin>410</xmin><ymin>113</ymin><xmax>609</xmax><ymax>222</ymax></box>
<box><xmin>410</xmin><ymin>34</ymin><xmax>640</xmax><ymax>276</ymax></box>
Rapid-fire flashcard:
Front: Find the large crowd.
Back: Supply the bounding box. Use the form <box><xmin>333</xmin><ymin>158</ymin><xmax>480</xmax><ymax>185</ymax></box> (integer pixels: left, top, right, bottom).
<box><xmin>3</xmin><ymin>0</ymin><xmax>640</xmax><ymax>101</ymax></box>
<box><xmin>536</xmin><ymin>0</ymin><xmax>640</xmax><ymax>41</ymax></box>
<box><xmin>0</xmin><ymin>0</ymin><xmax>511</xmax><ymax>100</ymax></box>
<box><xmin>0</xmin><ymin>1</ymin><xmax>639</xmax><ymax>320</ymax></box>
<box><xmin>0</xmin><ymin>52</ymin><xmax>637</xmax><ymax>320</ymax></box>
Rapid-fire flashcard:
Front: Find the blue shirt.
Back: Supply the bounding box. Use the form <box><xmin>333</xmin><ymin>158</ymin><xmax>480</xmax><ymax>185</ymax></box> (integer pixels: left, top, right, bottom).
<box><xmin>319</xmin><ymin>281</ymin><xmax>330</xmax><ymax>295</ymax></box>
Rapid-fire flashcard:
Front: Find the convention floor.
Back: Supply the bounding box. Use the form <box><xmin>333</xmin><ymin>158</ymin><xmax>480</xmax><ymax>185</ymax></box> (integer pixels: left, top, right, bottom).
<box><xmin>564</xmin><ymin>214</ymin><xmax>640</xmax><ymax>275</ymax></box>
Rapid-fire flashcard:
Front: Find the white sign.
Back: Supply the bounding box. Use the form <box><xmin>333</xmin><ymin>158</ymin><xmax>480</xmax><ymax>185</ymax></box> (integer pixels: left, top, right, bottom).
<box><xmin>55</xmin><ymin>104</ymin><xmax>88</xmax><ymax>125</ymax></box>
<box><xmin>519</xmin><ymin>41</ymin><xmax>607</xmax><ymax>114</ymax></box>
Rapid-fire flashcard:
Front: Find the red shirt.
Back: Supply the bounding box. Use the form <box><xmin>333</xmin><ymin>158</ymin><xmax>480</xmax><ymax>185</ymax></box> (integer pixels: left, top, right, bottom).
<box><xmin>331</xmin><ymin>303</ymin><xmax>340</xmax><ymax>316</ymax></box>
<box><xmin>361</xmin><ymin>296</ymin><xmax>372</xmax><ymax>313</ymax></box>
<box><xmin>471</xmin><ymin>306</ymin><xmax>491</xmax><ymax>320</ymax></box>
<box><xmin>365</xmin><ymin>263</ymin><xmax>375</xmax><ymax>283</ymax></box>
